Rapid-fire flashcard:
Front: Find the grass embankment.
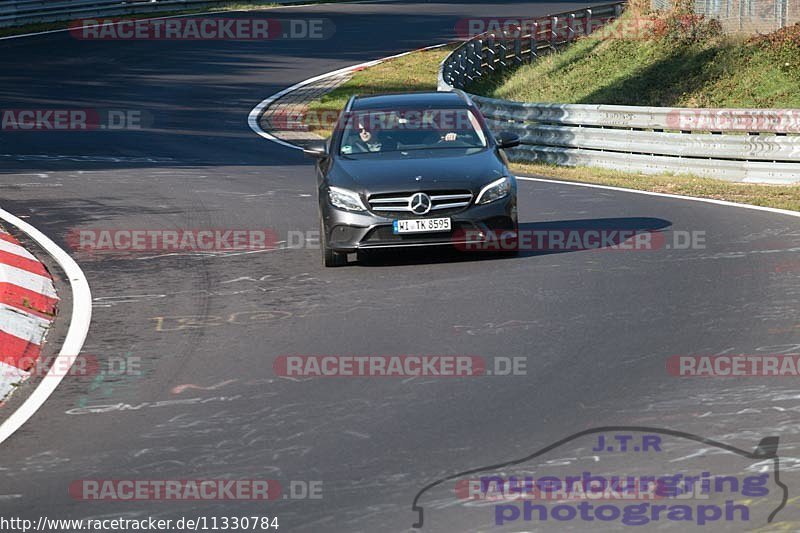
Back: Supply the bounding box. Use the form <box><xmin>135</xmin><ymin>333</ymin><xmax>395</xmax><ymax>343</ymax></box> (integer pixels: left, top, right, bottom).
<box><xmin>300</xmin><ymin>12</ymin><xmax>800</xmax><ymax>211</ymax></box>
<box><xmin>512</xmin><ymin>163</ymin><xmax>800</xmax><ymax>211</ymax></box>
<box><xmin>471</xmin><ymin>10</ymin><xmax>800</xmax><ymax>108</ymax></box>
<box><xmin>305</xmin><ymin>45</ymin><xmax>455</xmax><ymax>138</ymax></box>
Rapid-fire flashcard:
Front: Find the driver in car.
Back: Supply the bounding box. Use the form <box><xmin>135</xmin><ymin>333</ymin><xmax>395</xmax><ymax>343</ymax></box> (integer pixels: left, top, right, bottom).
<box><xmin>342</xmin><ymin>118</ymin><xmax>383</xmax><ymax>154</ymax></box>
<box><xmin>342</xmin><ymin>113</ymin><xmax>459</xmax><ymax>154</ymax></box>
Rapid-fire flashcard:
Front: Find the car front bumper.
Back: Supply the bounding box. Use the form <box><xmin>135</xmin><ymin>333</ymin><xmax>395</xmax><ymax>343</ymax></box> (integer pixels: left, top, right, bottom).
<box><xmin>321</xmin><ymin>195</ymin><xmax>517</xmax><ymax>253</ymax></box>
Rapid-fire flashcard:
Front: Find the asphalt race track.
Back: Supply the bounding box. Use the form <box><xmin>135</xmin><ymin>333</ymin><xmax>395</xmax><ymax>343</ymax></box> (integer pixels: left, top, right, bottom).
<box><xmin>1</xmin><ymin>1</ymin><xmax>799</xmax><ymax>531</ymax></box>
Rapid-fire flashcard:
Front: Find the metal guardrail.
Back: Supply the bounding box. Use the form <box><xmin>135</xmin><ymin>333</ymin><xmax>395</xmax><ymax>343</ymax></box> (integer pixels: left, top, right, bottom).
<box><xmin>438</xmin><ymin>3</ymin><xmax>624</xmax><ymax>92</ymax></box>
<box><xmin>0</xmin><ymin>0</ymin><xmax>277</xmax><ymax>27</ymax></box>
<box><xmin>439</xmin><ymin>4</ymin><xmax>800</xmax><ymax>184</ymax></box>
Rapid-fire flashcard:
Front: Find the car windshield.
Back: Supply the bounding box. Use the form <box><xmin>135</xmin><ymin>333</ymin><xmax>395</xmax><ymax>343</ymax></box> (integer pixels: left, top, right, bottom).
<box><xmin>339</xmin><ymin>108</ymin><xmax>487</xmax><ymax>155</ymax></box>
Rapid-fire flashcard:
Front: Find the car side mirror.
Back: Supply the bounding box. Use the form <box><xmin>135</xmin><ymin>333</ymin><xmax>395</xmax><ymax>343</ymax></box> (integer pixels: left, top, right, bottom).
<box><xmin>303</xmin><ymin>141</ymin><xmax>328</xmax><ymax>158</ymax></box>
<box><xmin>496</xmin><ymin>132</ymin><xmax>520</xmax><ymax>149</ymax></box>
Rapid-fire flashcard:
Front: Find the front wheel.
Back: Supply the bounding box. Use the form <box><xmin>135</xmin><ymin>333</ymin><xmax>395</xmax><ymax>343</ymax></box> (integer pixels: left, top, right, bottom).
<box><xmin>320</xmin><ymin>218</ymin><xmax>348</xmax><ymax>267</ymax></box>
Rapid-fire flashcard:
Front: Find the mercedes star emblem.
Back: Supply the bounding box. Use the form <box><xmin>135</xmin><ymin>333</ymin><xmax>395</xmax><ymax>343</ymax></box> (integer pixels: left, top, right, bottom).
<box><xmin>409</xmin><ymin>192</ymin><xmax>432</xmax><ymax>215</ymax></box>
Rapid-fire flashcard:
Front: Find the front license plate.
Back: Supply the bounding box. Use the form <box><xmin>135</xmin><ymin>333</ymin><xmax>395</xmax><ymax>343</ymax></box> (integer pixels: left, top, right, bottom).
<box><xmin>393</xmin><ymin>217</ymin><xmax>452</xmax><ymax>234</ymax></box>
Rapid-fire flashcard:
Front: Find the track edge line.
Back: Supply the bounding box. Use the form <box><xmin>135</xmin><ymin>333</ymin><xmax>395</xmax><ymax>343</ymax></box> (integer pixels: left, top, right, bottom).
<box><xmin>515</xmin><ymin>176</ymin><xmax>800</xmax><ymax>219</ymax></box>
<box><xmin>0</xmin><ymin>209</ymin><xmax>92</xmax><ymax>444</ymax></box>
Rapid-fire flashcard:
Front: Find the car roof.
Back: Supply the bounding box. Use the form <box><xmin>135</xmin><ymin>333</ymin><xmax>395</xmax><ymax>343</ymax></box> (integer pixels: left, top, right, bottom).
<box><xmin>349</xmin><ymin>91</ymin><xmax>470</xmax><ymax>111</ymax></box>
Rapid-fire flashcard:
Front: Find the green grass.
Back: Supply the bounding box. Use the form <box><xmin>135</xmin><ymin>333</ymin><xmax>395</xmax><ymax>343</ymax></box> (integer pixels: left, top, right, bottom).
<box><xmin>305</xmin><ymin>44</ymin><xmax>455</xmax><ymax>137</ymax></box>
<box><xmin>511</xmin><ymin>162</ymin><xmax>800</xmax><ymax>212</ymax></box>
<box><xmin>297</xmin><ymin>17</ymin><xmax>799</xmax><ymax>211</ymax></box>
<box><xmin>470</xmin><ymin>11</ymin><xmax>800</xmax><ymax>108</ymax></box>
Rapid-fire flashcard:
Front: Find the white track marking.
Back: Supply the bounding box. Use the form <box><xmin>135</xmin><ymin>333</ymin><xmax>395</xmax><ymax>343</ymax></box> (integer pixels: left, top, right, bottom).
<box><xmin>515</xmin><ymin>176</ymin><xmax>800</xmax><ymax>219</ymax></box>
<box><xmin>0</xmin><ymin>208</ymin><xmax>92</xmax><ymax>445</ymax></box>
<box><xmin>0</xmin><ymin>239</ymin><xmax>36</xmax><ymax>260</ymax></box>
<box><xmin>0</xmin><ymin>264</ymin><xmax>57</xmax><ymax>298</ymax></box>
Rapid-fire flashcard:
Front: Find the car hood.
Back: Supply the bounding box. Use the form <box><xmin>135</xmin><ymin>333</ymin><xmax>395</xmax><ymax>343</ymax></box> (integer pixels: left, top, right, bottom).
<box><xmin>328</xmin><ymin>148</ymin><xmax>508</xmax><ymax>194</ymax></box>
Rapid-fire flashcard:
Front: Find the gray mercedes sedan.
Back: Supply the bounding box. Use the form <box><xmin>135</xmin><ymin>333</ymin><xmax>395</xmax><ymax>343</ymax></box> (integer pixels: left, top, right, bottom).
<box><xmin>304</xmin><ymin>90</ymin><xmax>520</xmax><ymax>266</ymax></box>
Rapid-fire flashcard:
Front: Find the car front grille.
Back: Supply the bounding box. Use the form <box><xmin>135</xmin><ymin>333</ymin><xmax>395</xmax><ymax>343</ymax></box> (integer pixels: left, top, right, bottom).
<box><xmin>367</xmin><ymin>190</ymin><xmax>473</xmax><ymax>214</ymax></box>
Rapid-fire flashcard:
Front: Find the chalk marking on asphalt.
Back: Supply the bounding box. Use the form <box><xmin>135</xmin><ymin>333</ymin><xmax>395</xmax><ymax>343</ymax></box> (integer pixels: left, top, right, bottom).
<box><xmin>0</xmin><ymin>208</ymin><xmax>92</xmax><ymax>445</ymax></box>
<box><xmin>171</xmin><ymin>379</ymin><xmax>238</xmax><ymax>395</ymax></box>
<box><xmin>248</xmin><ymin>48</ymin><xmax>800</xmax><ymax>221</ymax></box>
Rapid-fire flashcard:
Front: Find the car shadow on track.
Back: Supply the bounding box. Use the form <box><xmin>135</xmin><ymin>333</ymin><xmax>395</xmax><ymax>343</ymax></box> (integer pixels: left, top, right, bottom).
<box><xmin>355</xmin><ymin>217</ymin><xmax>672</xmax><ymax>267</ymax></box>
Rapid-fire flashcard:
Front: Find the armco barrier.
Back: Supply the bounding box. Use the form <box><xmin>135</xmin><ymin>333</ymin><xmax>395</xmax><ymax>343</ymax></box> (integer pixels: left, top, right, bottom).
<box><xmin>0</xmin><ymin>0</ymin><xmax>279</xmax><ymax>28</ymax></box>
<box><xmin>439</xmin><ymin>4</ymin><xmax>800</xmax><ymax>184</ymax></box>
<box><xmin>438</xmin><ymin>3</ymin><xmax>623</xmax><ymax>91</ymax></box>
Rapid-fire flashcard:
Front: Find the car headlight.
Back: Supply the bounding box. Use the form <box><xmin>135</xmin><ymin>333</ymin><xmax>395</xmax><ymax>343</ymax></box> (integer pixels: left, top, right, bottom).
<box><xmin>475</xmin><ymin>176</ymin><xmax>511</xmax><ymax>205</ymax></box>
<box><xmin>328</xmin><ymin>186</ymin><xmax>367</xmax><ymax>212</ymax></box>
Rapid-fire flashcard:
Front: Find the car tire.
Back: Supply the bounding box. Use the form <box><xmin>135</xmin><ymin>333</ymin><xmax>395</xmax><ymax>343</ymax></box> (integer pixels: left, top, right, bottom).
<box><xmin>320</xmin><ymin>218</ymin><xmax>348</xmax><ymax>267</ymax></box>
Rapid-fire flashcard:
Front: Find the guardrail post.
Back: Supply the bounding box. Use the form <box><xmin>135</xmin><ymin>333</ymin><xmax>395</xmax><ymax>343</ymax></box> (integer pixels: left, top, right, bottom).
<box><xmin>497</xmin><ymin>31</ymin><xmax>508</xmax><ymax>70</ymax></box>
<box><xmin>464</xmin><ymin>41</ymin><xmax>475</xmax><ymax>81</ymax></box>
<box><xmin>474</xmin><ymin>40</ymin><xmax>484</xmax><ymax>79</ymax></box>
<box><xmin>486</xmin><ymin>34</ymin><xmax>496</xmax><ymax>72</ymax></box>
<box><xmin>551</xmin><ymin>16</ymin><xmax>558</xmax><ymax>48</ymax></box>
<box><xmin>585</xmin><ymin>8</ymin><xmax>592</xmax><ymax>36</ymax></box>
<box><xmin>614</xmin><ymin>3</ymin><xmax>623</xmax><ymax>17</ymax></box>
<box><xmin>473</xmin><ymin>40</ymin><xmax>480</xmax><ymax>77</ymax></box>
<box><xmin>457</xmin><ymin>49</ymin><xmax>467</xmax><ymax>88</ymax></box>
<box><xmin>529</xmin><ymin>22</ymin><xmax>538</xmax><ymax>60</ymax></box>
<box><xmin>514</xmin><ymin>31</ymin><xmax>522</xmax><ymax>64</ymax></box>
<box><xmin>779</xmin><ymin>0</ymin><xmax>787</xmax><ymax>28</ymax></box>
<box><xmin>568</xmin><ymin>13</ymin><xmax>576</xmax><ymax>41</ymax></box>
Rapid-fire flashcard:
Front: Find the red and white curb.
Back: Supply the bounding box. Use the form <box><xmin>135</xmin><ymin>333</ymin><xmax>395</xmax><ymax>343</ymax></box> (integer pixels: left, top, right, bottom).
<box><xmin>0</xmin><ymin>208</ymin><xmax>91</xmax><ymax>445</ymax></box>
<box><xmin>0</xmin><ymin>230</ymin><xmax>59</xmax><ymax>401</ymax></box>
